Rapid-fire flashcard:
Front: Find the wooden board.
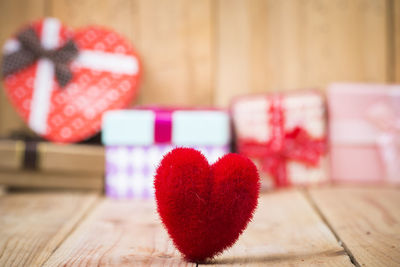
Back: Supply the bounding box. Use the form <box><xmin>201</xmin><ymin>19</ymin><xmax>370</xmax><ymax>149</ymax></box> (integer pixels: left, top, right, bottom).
<box><xmin>44</xmin><ymin>190</ymin><xmax>352</xmax><ymax>266</ymax></box>
<box><xmin>215</xmin><ymin>0</ymin><xmax>389</xmax><ymax>107</ymax></box>
<box><xmin>50</xmin><ymin>0</ymin><xmax>136</xmax><ymax>43</ymax></box>
<box><xmin>0</xmin><ymin>140</ymin><xmax>104</xmax><ymax>191</ymax></box>
<box><xmin>0</xmin><ymin>192</ymin><xmax>98</xmax><ymax>266</ymax></box>
<box><xmin>215</xmin><ymin>0</ymin><xmax>251</xmax><ymax>108</ymax></box>
<box><xmin>308</xmin><ymin>186</ymin><xmax>400</xmax><ymax>266</ymax></box>
<box><xmin>0</xmin><ymin>141</ymin><xmax>104</xmax><ymax>174</ymax></box>
<box><xmin>43</xmin><ymin>199</ymin><xmax>194</xmax><ymax>266</ymax></box>
<box><xmin>0</xmin><ymin>187</ymin><xmax>399</xmax><ymax>265</ymax></box>
<box><xmin>0</xmin><ymin>185</ymin><xmax>7</xmax><ymax>195</ymax></box>
<box><xmin>133</xmin><ymin>0</ymin><xmax>214</xmax><ymax>106</ymax></box>
<box><xmin>0</xmin><ymin>171</ymin><xmax>103</xmax><ymax>191</ymax></box>
<box><xmin>0</xmin><ymin>0</ymin><xmax>45</xmax><ymax>135</ymax></box>
<box><xmin>0</xmin><ymin>140</ymin><xmax>24</xmax><ymax>170</ymax></box>
<box><xmin>203</xmin><ymin>190</ymin><xmax>352</xmax><ymax>266</ymax></box>
<box><xmin>38</xmin><ymin>143</ymin><xmax>104</xmax><ymax>174</ymax></box>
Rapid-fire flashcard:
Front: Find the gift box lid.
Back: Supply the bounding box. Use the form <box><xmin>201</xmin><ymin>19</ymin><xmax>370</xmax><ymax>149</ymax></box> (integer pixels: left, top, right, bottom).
<box><xmin>101</xmin><ymin>108</ymin><xmax>231</xmax><ymax>146</ymax></box>
<box><xmin>231</xmin><ymin>91</ymin><xmax>326</xmax><ymax>142</ymax></box>
<box><xmin>328</xmin><ymin>83</ymin><xmax>400</xmax><ymax>145</ymax></box>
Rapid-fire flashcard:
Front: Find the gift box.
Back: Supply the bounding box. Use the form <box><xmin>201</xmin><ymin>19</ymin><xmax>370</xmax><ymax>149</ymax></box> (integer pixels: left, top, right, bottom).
<box><xmin>102</xmin><ymin>108</ymin><xmax>231</xmax><ymax>198</ymax></box>
<box><xmin>231</xmin><ymin>91</ymin><xmax>328</xmax><ymax>188</ymax></box>
<box><xmin>328</xmin><ymin>83</ymin><xmax>400</xmax><ymax>184</ymax></box>
<box><xmin>0</xmin><ymin>139</ymin><xmax>104</xmax><ymax>190</ymax></box>
<box><xmin>2</xmin><ymin>18</ymin><xmax>140</xmax><ymax>143</ymax></box>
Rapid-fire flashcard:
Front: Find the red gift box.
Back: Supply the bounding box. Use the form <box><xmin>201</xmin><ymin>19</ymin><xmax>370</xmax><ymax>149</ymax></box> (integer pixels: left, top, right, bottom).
<box><xmin>2</xmin><ymin>18</ymin><xmax>141</xmax><ymax>143</ymax></box>
<box><xmin>231</xmin><ymin>91</ymin><xmax>328</xmax><ymax>188</ymax></box>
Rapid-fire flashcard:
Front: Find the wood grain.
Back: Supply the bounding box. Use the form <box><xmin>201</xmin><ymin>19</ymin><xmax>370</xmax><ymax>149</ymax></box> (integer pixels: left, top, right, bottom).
<box><xmin>215</xmin><ymin>0</ymin><xmax>389</xmax><ymax>107</ymax></box>
<box><xmin>0</xmin><ymin>141</ymin><xmax>104</xmax><ymax>191</ymax></box>
<box><xmin>50</xmin><ymin>0</ymin><xmax>135</xmax><ymax>43</ymax></box>
<box><xmin>0</xmin><ymin>185</ymin><xmax>7</xmax><ymax>195</ymax></box>
<box><xmin>203</xmin><ymin>190</ymin><xmax>352</xmax><ymax>266</ymax></box>
<box><xmin>0</xmin><ymin>192</ymin><xmax>98</xmax><ymax>267</ymax></box>
<box><xmin>38</xmin><ymin>142</ymin><xmax>104</xmax><ymax>174</ymax></box>
<box><xmin>0</xmin><ymin>0</ymin><xmax>45</xmax><ymax>135</ymax></box>
<box><xmin>0</xmin><ymin>171</ymin><xmax>103</xmax><ymax>191</ymax></box>
<box><xmin>0</xmin><ymin>140</ymin><xmax>104</xmax><ymax>174</ymax></box>
<box><xmin>308</xmin><ymin>186</ymin><xmax>400</xmax><ymax>266</ymax></box>
<box><xmin>43</xmin><ymin>199</ymin><xmax>194</xmax><ymax>266</ymax></box>
<box><xmin>134</xmin><ymin>0</ymin><xmax>214</xmax><ymax>106</ymax></box>
<box><xmin>1</xmin><ymin>188</ymin><xmax>399</xmax><ymax>266</ymax></box>
<box><xmin>215</xmin><ymin>0</ymin><xmax>251</xmax><ymax>107</ymax></box>
<box><xmin>0</xmin><ymin>140</ymin><xmax>24</xmax><ymax>170</ymax></box>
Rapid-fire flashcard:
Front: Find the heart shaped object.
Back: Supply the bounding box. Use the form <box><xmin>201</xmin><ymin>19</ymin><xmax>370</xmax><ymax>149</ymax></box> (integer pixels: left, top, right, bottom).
<box><xmin>155</xmin><ymin>148</ymin><xmax>260</xmax><ymax>262</ymax></box>
<box><xmin>2</xmin><ymin>18</ymin><xmax>140</xmax><ymax>143</ymax></box>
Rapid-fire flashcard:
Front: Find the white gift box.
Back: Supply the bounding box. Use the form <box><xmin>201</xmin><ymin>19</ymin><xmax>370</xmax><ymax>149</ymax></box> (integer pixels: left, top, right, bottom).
<box><xmin>102</xmin><ymin>108</ymin><xmax>231</xmax><ymax>198</ymax></box>
<box><xmin>231</xmin><ymin>91</ymin><xmax>328</xmax><ymax>188</ymax></box>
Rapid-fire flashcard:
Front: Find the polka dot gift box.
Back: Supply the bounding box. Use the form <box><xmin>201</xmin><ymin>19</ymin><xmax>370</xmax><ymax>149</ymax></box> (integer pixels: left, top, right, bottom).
<box><xmin>1</xmin><ymin>18</ymin><xmax>141</xmax><ymax>143</ymax></box>
<box><xmin>231</xmin><ymin>91</ymin><xmax>328</xmax><ymax>189</ymax></box>
<box><xmin>102</xmin><ymin>108</ymin><xmax>231</xmax><ymax>199</ymax></box>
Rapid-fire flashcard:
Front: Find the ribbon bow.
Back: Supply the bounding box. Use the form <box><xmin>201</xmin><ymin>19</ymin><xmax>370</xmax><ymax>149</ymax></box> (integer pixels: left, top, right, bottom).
<box><xmin>239</xmin><ymin>96</ymin><xmax>326</xmax><ymax>186</ymax></box>
<box><xmin>2</xmin><ymin>27</ymin><xmax>78</xmax><ymax>87</ymax></box>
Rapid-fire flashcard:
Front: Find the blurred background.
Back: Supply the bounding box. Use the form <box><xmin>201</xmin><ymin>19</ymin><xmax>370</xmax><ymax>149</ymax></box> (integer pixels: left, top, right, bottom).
<box><xmin>0</xmin><ymin>0</ymin><xmax>399</xmax><ymax>193</ymax></box>
<box><xmin>0</xmin><ymin>0</ymin><xmax>399</xmax><ymax>136</ymax></box>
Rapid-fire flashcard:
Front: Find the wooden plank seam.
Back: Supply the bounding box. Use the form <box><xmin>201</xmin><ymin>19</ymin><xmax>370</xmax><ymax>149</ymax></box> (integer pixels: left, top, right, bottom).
<box><xmin>302</xmin><ymin>189</ymin><xmax>359</xmax><ymax>267</ymax></box>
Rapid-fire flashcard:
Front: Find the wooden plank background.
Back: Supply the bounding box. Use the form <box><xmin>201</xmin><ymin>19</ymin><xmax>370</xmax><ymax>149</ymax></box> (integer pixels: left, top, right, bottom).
<box><xmin>0</xmin><ymin>0</ymin><xmax>398</xmax><ymax>134</ymax></box>
<box><xmin>0</xmin><ymin>187</ymin><xmax>399</xmax><ymax>266</ymax></box>
<box><xmin>308</xmin><ymin>187</ymin><xmax>400</xmax><ymax>266</ymax></box>
<box><xmin>0</xmin><ymin>193</ymin><xmax>98</xmax><ymax>266</ymax></box>
<box><xmin>42</xmin><ymin>190</ymin><xmax>353</xmax><ymax>266</ymax></box>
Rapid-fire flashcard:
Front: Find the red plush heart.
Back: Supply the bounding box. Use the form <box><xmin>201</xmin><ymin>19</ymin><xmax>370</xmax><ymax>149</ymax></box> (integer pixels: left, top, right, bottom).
<box><xmin>3</xmin><ymin>18</ymin><xmax>140</xmax><ymax>143</ymax></box>
<box><xmin>154</xmin><ymin>148</ymin><xmax>260</xmax><ymax>262</ymax></box>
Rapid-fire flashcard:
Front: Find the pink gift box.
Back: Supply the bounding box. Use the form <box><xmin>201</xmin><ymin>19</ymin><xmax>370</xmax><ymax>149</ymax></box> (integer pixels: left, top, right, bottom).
<box><xmin>328</xmin><ymin>83</ymin><xmax>400</xmax><ymax>184</ymax></box>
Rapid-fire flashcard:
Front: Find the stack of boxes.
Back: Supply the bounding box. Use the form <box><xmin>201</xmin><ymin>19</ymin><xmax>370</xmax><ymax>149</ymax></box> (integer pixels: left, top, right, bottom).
<box><xmin>102</xmin><ymin>108</ymin><xmax>231</xmax><ymax>198</ymax></box>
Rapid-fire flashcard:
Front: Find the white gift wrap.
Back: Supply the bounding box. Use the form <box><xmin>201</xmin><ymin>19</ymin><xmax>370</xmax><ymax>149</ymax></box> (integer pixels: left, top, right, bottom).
<box><xmin>102</xmin><ymin>109</ymin><xmax>231</xmax><ymax>146</ymax></box>
<box><xmin>232</xmin><ymin>92</ymin><xmax>328</xmax><ymax>187</ymax></box>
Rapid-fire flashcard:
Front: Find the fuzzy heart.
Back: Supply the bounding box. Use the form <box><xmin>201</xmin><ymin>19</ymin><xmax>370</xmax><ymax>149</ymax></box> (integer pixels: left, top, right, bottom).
<box><xmin>2</xmin><ymin>18</ymin><xmax>140</xmax><ymax>143</ymax></box>
<box><xmin>154</xmin><ymin>148</ymin><xmax>260</xmax><ymax>262</ymax></box>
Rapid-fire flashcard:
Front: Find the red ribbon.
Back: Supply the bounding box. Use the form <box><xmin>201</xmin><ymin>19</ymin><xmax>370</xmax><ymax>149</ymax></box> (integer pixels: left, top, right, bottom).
<box><xmin>238</xmin><ymin>96</ymin><xmax>326</xmax><ymax>186</ymax></box>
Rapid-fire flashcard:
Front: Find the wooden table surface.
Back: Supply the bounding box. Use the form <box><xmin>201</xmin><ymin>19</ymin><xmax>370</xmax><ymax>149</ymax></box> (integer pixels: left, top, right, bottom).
<box><xmin>0</xmin><ymin>186</ymin><xmax>399</xmax><ymax>266</ymax></box>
